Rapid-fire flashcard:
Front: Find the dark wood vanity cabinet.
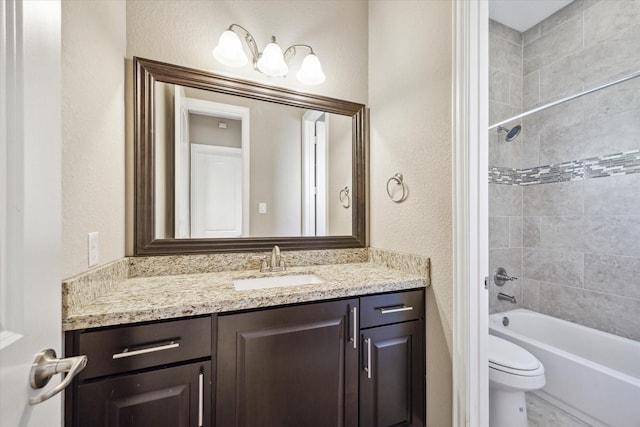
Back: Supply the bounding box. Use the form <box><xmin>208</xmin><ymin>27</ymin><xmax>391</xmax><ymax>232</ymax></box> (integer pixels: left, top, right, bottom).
<box><xmin>215</xmin><ymin>299</ymin><xmax>360</xmax><ymax>427</ymax></box>
<box><xmin>65</xmin><ymin>289</ymin><xmax>425</xmax><ymax>427</ymax></box>
<box><xmin>359</xmin><ymin>290</ymin><xmax>425</xmax><ymax>427</ymax></box>
<box><xmin>215</xmin><ymin>290</ymin><xmax>425</xmax><ymax>427</ymax></box>
<box><xmin>64</xmin><ymin>316</ymin><xmax>214</xmax><ymax>427</ymax></box>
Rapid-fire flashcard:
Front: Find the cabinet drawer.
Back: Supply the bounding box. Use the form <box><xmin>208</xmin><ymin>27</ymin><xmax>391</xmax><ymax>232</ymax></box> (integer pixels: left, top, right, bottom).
<box><xmin>76</xmin><ymin>361</ymin><xmax>211</xmax><ymax>427</ymax></box>
<box><xmin>77</xmin><ymin>316</ymin><xmax>212</xmax><ymax>380</ymax></box>
<box><xmin>360</xmin><ymin>289</ymin><xmax>424</xmax><ymax>328</ymax></box>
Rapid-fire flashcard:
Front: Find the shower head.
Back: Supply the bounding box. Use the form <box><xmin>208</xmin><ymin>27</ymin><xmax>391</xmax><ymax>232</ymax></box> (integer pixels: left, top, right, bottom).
<box><xmin>497</xmin><ymin>125</ymin><xmax>521</xmax><ymax>142</ymax></box>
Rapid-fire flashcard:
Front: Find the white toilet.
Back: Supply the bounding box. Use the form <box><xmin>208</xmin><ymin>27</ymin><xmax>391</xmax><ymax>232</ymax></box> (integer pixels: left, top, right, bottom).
<box><xmin>489</xmin><ymin>334</ymin><xmax>546</xmax><ymax>427</ymax></box>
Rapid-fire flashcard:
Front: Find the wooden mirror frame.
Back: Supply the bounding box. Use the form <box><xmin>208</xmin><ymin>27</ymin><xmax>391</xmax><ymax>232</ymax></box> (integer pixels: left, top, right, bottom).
<box><xmin>134</xmin><ymin>57</ymin><xmax>367</xmax><ymax>255</ymax></box>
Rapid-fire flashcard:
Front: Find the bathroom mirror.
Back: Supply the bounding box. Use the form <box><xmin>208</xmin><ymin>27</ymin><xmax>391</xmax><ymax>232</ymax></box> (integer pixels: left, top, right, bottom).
<box><xmin>134</xmin><ymin>57</ymin><xmax>366</xmax><ymax>255</ymax></box>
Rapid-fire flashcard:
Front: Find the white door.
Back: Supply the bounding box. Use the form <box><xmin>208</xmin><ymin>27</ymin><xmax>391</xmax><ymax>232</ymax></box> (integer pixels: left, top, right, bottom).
<box><xmin>190</xmin><ymin>144</ymin><xmax>243</xmax><ymax>238</ymax></box>
<box><xmin>1</xmin><ymin>1</ymin><xmax>69</xmax><ymax>425</ymax></box>
<box><xmin>174</xmin><ymin>97</ymin><xmax>250</xmax><ymax>238</ymax></box>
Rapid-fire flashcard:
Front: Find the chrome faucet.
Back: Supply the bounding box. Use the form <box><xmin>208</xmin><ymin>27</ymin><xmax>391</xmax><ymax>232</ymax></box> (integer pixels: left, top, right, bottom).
<box><xmin>259</xmin><ymin>245</ymin><xmax>285</xmax><ymax>272</ymax></box>
<box><xmin>497</xmin><ymin>292</ymin><xmax>517</xmax><ymax>304</ymax></box>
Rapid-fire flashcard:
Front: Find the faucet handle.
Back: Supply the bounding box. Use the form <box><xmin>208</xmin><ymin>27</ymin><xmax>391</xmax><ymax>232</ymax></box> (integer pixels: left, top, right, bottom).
<box><xmin>252</xmin><ymin>255</ymin><xmax>269</xmax><ymax>272</ymax></box>
<box><xmin>494</xmin><ymin>267</ymin><xmax>517</xmax><ymax>286</ymax></box>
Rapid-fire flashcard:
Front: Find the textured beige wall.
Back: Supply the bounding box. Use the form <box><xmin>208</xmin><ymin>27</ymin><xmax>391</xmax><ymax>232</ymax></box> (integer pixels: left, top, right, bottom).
<box><xmin>368</xmin><ymin>1</ymin><xmax>453</xmax><ymax>426</ymax></box>
<box><xmin>125</xmin><ymin>0</ymin><xmax>369</xmax><ymax>253</ymax></box>
<box><xmin>126</xmin><ymin>0</ymin><xmax>368</xmax><ymax>102</ymax></box>
<box><xmin>63</xmin><ymin>2</ymin><xmax>453</xmax><ymax>420</ymax></box>
<box><xmin>62</xmin><ymin>1</ymin><xmax>126</xmax><ymax>279</ymax></box>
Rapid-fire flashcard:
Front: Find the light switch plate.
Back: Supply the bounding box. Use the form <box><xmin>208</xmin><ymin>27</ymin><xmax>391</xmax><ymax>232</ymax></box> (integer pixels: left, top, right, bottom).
<box><xmin>88</xmin><ymin>232</ymin><xmax>99</xmax><ymax>267</ymax></box>
<box><xmin>258</xmin><ymin>203</ymin><xmax>267</xmax><ymax>214</ymax></box>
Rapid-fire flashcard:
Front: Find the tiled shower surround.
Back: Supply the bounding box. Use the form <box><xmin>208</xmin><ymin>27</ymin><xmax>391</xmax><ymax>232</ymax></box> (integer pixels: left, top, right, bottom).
<box><xmin>489</xmin><ymin>0</ymin><xmax>640</xmax><ymax>343</ymax></box>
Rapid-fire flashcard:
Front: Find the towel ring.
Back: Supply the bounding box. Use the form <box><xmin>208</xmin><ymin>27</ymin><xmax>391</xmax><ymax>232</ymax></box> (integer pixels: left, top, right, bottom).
<box><xmin>339</xmin><ymin>186</ymin><xmax>351</xmax><ymax>208</ymax></box>
<box><xmin>386</xmin><ymin>173</ymin><xmax>408</xmax><ymax>203</ymax></box>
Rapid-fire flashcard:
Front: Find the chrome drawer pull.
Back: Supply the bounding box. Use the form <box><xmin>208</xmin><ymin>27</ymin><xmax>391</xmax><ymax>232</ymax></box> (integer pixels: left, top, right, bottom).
<box><xmin>112</xmin><ymin>341</ymin><xmax>180</xmax><ymax>359</ymax></box>
<box><xmin>349</xmin><ymin>306</ymin><xmax>358</xmax><ymax>349</ymax></box>
<box><xmin>377</xmin><ymin>305</ymin><xmax>414</xmax><ymax>314</ymax></box>
<box><xmin>198</xmin><ymin>369</ymin><xmax>204</xmax><ymax>427</ymax></box>
<box><xmin>364</xmin><ymin>338</ymin><xmax>372</xmax><ymax>379</ymax></box>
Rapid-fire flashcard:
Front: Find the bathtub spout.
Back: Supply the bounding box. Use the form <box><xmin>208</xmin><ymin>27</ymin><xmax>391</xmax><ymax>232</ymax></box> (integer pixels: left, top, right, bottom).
<box><xmin>497</xmin><ymin>292</ymin><xmax>517</xmax><ymax>304</ymax></box>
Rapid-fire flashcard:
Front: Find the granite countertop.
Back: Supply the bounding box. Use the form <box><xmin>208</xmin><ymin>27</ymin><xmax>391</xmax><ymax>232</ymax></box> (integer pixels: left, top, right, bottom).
<box><xmin>63</xmin><ymin>262</ymin><xmax>427</xmax><ymax>331</ymax></box>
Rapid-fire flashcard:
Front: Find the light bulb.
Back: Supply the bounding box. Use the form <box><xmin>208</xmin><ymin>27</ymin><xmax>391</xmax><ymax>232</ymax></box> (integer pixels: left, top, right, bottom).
<box><xmin>213</xmin><ymin>30</ymin><xmax>248</xmax><ymax>67</ymax></box>
<box><xmin>296</xmin><ymin>53</ymin><xmax>325</xmax><ymax>85</ymax></box>
<box><xmin>257</xmin><ymin>41</ymin><xmax>288</xmax><ymax>77</ymax></box>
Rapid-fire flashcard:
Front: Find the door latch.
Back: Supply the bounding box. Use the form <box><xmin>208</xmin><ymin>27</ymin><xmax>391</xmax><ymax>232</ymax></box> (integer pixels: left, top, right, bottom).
<box><xmin>29</xmin><ymin>349</ymin><xmax>87</xmax><ymax>405</ymax></box>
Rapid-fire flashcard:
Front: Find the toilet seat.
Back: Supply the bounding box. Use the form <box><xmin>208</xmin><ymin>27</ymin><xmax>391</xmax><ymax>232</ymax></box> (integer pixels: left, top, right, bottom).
<box><xmin>489</xmin><ymin>335</ymin><xmax>544</xmax><ymax>377</ymax></box>
<box><xmin>489</xmin><ymin>334</ymin><xmax>546</xmax><ymax>427</ymax></box>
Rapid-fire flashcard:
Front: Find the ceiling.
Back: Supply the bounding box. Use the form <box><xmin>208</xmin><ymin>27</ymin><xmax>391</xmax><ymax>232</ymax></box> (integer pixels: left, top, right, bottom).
<box><xmin>489</xmin><ymin>0</ymin><xmax>574</xmax><ymax>32</ymax></box>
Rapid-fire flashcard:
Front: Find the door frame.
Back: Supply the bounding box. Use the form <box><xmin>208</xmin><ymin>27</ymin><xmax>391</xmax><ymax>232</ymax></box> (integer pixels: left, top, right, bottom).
<box><xmin>452</xmin><ymin>1</ymin><xmax>489</xmax><ymax>426</ymax></box>
<box><xmin>301</xmin><ymin>110</ymin><xmax>328</xmax><ymax>236</ymax></box>
<box><xmin>174</xmin><ymin>96</ymin><xmax>250</xmax><ymax>238</ymax></box>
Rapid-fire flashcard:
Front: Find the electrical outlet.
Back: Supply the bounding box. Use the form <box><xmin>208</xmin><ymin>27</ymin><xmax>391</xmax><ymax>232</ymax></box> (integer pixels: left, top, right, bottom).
<box><xmin>88</xmin><ymin>232</ymin><xmax>99</xmax><ymax>267</ymax></box>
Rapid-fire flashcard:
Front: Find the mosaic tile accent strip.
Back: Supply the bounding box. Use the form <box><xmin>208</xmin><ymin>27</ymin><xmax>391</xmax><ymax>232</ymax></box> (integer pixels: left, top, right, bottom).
<box><xmin>489</xmin><ymin>150</ymin><xmax>640</xmax><ymax>186</ymax></box>
<box><xmin>489</xmin><ymin>166</ymin><xmax>521</xmax><ymax>185</ymax></box>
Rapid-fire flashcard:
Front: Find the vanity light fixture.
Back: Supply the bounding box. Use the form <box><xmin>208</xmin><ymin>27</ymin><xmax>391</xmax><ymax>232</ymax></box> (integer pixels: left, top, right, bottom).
<box><xmin>213</xmin><ymin>24</ymin><xmax>326</xmax><ymax>85</ymax></box>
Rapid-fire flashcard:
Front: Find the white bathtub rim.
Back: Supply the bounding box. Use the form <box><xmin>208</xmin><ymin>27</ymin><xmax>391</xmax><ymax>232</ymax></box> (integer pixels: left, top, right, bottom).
<box><xmin>491</xmin><ymin>308</ymin><xmax>639</xmax><ymax>347</ymax></box>
<box><xmin>489</xmin><ymin>310</ymin><xmax>640</xmax><ymax>387</ymax></box>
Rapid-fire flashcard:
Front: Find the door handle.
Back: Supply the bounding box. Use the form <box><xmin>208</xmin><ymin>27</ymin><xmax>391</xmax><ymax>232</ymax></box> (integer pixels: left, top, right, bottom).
<box><xmin>29</xmin><ymin>349</ymin><xmax>87</xmax><ymax>405</ymax></box>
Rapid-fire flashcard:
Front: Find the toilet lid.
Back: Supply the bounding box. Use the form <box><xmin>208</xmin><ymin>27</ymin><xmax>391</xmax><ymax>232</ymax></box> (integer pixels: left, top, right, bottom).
<box><xmin>488</xmin><ymin>335</ymin><xmax>541</xmax><ymax>372</ymax></box>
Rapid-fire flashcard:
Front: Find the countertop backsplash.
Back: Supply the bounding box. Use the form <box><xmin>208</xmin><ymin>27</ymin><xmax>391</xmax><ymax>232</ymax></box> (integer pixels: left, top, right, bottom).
<box><xmin>128</xmin><ymin>248</ymin><xmax>369</xmax><ymax>278</ymax></box>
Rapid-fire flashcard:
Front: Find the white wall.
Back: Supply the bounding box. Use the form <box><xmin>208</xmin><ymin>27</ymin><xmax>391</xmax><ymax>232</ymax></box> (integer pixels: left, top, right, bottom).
<box><xmin>125</xmin><ymin>0</ymin><xmax>368</xmax><ymax>102</ymax></box>
<box><xmin>368</xmin><ymin>1</ymin><xmax>453</xmax><ymax>426</ymax></box>
<box><xmin>125</xmin><ymin>0</ymin><xmax>369</xmax><ymax>252</ymax></box>
<box><xmin>328</xmin><ymin>114</ymin><xmax>353</xmax><ymax>235</ymax></box>
<box><xmin>62</xmin><ymin>0</ymin><xmax>126</xmax><ymax>279</ymax></box>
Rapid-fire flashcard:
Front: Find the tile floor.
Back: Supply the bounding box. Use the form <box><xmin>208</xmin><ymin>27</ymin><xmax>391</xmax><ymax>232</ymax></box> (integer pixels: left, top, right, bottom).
<box><xmin>527</xmin><ymin>393</ymin><xmax>592</xmax><ymax>427</ymax></box>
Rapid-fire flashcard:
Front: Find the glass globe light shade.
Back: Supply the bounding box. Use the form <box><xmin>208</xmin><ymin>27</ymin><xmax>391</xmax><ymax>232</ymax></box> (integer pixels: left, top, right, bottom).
<box><xmin>213</xmin><ymin>30</ymin><xmax>248</xmax><ymax>67</ymax></box>
<box><xmin>256</xmin><ymin>42</ymin><xmax>288</xmax><ymax>77</ymax></box>
<box><xmin>296</xmin><ymin>53</ymin><xmax>326</xmax><ymax>85</ymax></box>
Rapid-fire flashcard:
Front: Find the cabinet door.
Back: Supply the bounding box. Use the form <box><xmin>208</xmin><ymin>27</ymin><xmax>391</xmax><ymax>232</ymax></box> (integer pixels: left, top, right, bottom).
<box><xmin>360</xmin><ymin>320</ymin><xmax>424</xmax><ymax>427</ymax></box>
<box><xmin>75</xmin><ymin>362</ymin><xmax>211</xmax><ymax>427</ymax></box>
<box><xmin>216</xmin><ymin>299</ymin><xmax>359</xmax><ymax>427</ymax></box>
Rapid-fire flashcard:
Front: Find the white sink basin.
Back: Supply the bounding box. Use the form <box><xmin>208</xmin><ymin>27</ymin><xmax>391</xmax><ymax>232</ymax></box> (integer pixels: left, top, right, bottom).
<box><xmin>233</xmin><ymin>274</ymin><xmax>323</xmax><ymax>291</ymax></box>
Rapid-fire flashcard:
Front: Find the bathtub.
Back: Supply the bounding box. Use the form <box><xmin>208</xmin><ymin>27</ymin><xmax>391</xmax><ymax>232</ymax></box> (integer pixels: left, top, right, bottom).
<box><xmin>489</xmin><ymin>309</ymin><xmax>640</xmax><ymax>427</ymax></box>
